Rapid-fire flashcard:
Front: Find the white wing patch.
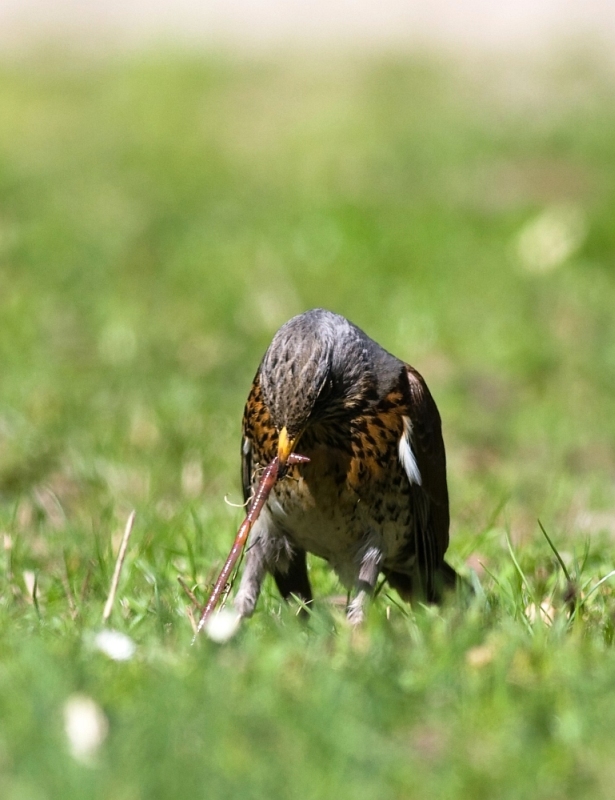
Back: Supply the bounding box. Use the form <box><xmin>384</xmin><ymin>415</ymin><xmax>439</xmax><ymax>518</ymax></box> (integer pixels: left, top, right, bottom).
<box><xmin>242</xmin><ymin>437</ymin><xmax>251</xmax><ymax>456</ymax></box>
<box><xmin>398</xmin><ymin>416</ymin><xmax>422</xmax><ymax>486</ymax></box>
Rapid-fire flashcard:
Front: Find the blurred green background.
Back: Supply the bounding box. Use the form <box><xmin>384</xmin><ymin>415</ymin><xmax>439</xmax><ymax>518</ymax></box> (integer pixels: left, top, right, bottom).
<box><xmin>1</xmin><ymin>50</ymin><xmax>615</xmax><ymax>799</ymax></box>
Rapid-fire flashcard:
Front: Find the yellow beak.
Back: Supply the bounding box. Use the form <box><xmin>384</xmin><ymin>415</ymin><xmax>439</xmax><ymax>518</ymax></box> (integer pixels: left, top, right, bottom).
<box><xmin>277</xmin><ymin>426</ymin><xmax>296</xmax><ymax>468</ymax></box>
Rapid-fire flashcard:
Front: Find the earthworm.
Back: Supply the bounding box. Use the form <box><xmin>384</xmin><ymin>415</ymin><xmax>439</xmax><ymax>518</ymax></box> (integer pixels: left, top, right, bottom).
<box><xmin>194</xmin><ymin>452</ymin><xmax>310</xmax><ymax>638</ymax></box>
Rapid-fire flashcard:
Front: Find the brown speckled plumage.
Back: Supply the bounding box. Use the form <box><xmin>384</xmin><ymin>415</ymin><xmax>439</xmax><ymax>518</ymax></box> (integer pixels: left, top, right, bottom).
<box><xmin>235</xmin><ymin>309</ymin><xmax>457</xmax><ymax>623</ymax></box>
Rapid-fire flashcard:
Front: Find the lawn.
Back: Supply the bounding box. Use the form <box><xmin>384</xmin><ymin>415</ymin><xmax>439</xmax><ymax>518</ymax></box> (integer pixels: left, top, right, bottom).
<box><xmin>1</xmin><ymin>48</ymin><xmax>615</xmax><ymax>798</ymax></box>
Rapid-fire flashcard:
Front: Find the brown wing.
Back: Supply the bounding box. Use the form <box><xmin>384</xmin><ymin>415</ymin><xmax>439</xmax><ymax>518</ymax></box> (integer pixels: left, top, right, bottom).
<box><xmin>240</xmin><ymin>433</ymin><xmax>253</xmax><ymax>505</ymax></box>
<box><xmin>241</xmin><ymin>378</ymin><xmax>258</xmax><ymax>504</ymax></box>
<box><xmin>240</xmin><ymin>371</ymin><xmax>277</xmax><ymax>505</ymax></box>
<box><xmin>404</xmin><ymin>365</ymin><xmax>450</xmax><ymax>563</ymax></box>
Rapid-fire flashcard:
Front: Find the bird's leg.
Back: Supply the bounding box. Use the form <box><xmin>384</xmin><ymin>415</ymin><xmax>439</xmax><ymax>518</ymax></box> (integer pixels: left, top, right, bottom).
<box><xmin>234</xmin><ymin>534</ymin><xmax>268</xmax><ymax>618</ymax></box>
<box><xmin>347</xmin><ymin>545</ymin><xmax>383</xmax><ymax>626</ymax></box>
<box><xmin>234</xmin><ymin>527</ymin><xmax>296</xmax><ymax>618</ymax></box>
<box><xmin>273</xmin><ymin>548</ymin><xmax>313</xmax><ymax>615</ymax></box>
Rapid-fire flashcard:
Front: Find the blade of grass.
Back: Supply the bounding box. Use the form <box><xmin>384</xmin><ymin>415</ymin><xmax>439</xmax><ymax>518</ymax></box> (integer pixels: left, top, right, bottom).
<box><xmin>581</xmin><ymin>569</ymin><xmax>615</xmax><ymax>603</ymax></box>
<box><xmin>505</xmin><ymin>532</ymin><xmax>535</xmax><ymax>601</ymax></box>
<box><xmin>538</xmin><ymin>520</ymin><xmax>572</xmax><ymax>583</ymax></box>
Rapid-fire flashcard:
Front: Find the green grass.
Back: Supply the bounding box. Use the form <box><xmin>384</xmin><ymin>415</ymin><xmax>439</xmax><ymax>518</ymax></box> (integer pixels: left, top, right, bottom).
<box><xmin>1</xmin><ymin>48</ymin><xmax>615</xmax><ymax>798</ymax></box>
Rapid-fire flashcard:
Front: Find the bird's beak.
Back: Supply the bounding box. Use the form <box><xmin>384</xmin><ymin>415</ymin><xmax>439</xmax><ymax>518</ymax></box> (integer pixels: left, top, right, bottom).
<box><xmin>277</xmin><ymin>426</ymin><xmax>296</xmax><ymax>469</ymax></box>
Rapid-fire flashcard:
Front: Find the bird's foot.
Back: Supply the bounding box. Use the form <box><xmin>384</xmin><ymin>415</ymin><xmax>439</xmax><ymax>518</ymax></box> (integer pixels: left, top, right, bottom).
<box><xmin>234</xmin><ymin>585</ymin><xmax>258</xmax><ymax>618</ymax></box>
<box><xmin>346</xmin><ymin>592</ymin><xmax>367</xmax><ymax>626</ymax></box>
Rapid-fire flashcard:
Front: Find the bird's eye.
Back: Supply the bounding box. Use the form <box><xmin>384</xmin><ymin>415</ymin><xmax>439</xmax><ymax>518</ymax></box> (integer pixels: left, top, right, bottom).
<box><xmin>313</xmin><ymin>376</ymin><xmax>334</xmax><ymax>413</ymax></box>
<box><xmin>319</xmin><ymin>377</ymin><xmax>334</xmax><ymax>400</ymax></box>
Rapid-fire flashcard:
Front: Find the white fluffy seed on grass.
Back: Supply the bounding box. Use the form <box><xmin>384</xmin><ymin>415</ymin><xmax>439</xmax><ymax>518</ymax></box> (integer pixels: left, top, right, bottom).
<box><xmin>204</xmin><ymin>608</ymin><xmax>241</xmax><ymax>643</ymax></box>
<box><xmin>525</xmin><ymin>600</ymin><xmax>555</xmax><ymax>625</ymax></box>
<box><xmin>466</xmin><ymin>644</ymin><xmax>495</xmax><ymax>668</ymax></box>
<box><xmin>94</xmin><ymin>629</ymin><xmax>136</xmax><ymax>661</ymax></box>
<box><xmin>516</xmin><ymin>203</ymin><xmax>586</xmax><ymax>274</ymax></box>
<box><xmin>64</xmin><ymin>694</ymin><xmax>108</xmax><ymax>765</ymax></box>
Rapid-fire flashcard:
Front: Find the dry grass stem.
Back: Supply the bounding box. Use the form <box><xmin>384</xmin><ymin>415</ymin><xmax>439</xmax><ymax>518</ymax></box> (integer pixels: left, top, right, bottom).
<box><xmin>61</xmin><ymin>560</ymin><xmax>78</xmax><ymax>621</ymax></box>
<box><xmin>185</xmin><ymin>605</ymin><xmax>197</xmax><ymax>635</ymax></box>
<box><xmin>102</xmin><ymin>510</ymin><xmax>136</xmax><ymax>624</ymax></box>
<box><xmin>177</xmin><ymin>575</ymin><xmax>203</xmax><ymax>610</ymax></box>
<box><xmin>223</xmin><ymin>494</ymin><xmax>251</xmax><ymax>509</ymax></box>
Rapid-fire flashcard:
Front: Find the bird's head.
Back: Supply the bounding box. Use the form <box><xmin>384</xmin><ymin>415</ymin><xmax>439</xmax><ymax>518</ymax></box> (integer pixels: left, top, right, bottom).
<box><xmin>259</xmin><ymin>309</ymin><xmax>369</xmax><ymax>468</ymax></box>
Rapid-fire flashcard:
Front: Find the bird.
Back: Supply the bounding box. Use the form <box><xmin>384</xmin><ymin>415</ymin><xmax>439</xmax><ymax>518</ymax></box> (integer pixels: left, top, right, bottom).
<box><xmin>234</xmin><ymin>308</ymin><xmax>458</xmax><ymax>624</ymax></box>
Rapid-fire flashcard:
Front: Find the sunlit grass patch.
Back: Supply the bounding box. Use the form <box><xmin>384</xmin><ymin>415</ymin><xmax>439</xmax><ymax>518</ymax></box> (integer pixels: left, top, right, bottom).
<box><xmin>0</xmin><ymin>49</ymin><xmax>615</xmax><ymax>799</ymax></box>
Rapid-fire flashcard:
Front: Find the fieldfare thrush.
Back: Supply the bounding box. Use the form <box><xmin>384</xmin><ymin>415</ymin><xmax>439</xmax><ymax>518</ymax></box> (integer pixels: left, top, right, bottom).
<box><xmin>235</xmin><ymin>308</ymin><xmax>458</xmax><ymax>623</ymax></box>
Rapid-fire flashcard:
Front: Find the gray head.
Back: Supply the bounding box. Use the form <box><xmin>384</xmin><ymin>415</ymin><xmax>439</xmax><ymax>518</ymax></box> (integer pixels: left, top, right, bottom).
<box><xmin>259</xmin><ymin>309</ymin><xmax>401</xmax><ymax>459</ymax></box>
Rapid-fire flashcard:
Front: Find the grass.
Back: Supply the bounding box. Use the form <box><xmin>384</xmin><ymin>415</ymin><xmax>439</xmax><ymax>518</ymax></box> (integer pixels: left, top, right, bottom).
<box><xmin>1</xmin><ymin>47</ymin><xmax>615</xmax><ymax>798</ymax></box>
